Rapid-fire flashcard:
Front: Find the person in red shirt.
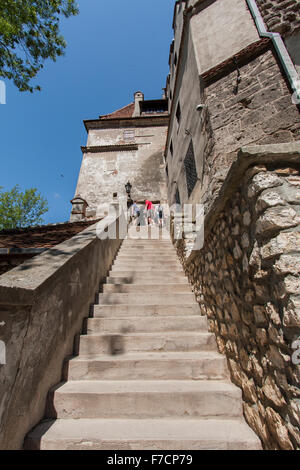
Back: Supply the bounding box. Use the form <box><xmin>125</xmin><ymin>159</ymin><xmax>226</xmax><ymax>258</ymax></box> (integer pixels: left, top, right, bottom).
<box><xmin>145</xmin><ymin>199</ymin><xmax>154</xmax><ymax>225</ymax></box>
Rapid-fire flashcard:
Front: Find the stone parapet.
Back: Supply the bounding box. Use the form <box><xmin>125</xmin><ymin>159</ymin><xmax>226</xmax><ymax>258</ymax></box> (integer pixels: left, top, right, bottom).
<box><xmin>0</xmin><ymin>213</ymin><xmax>125</xmax><ymax>449</ymax></box>
<box><xmin>172</xmin><ymin>142</ymin><xmax>300</xmax><ymax>450</ymax></box>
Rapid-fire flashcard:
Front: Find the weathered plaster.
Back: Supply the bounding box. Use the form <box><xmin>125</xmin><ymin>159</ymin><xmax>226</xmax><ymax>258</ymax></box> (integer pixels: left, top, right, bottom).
<box><xmin>75</xmin><ymin>123</ymin><xmax>168</xmax><ymax>217</ymax></box>
<box><xmin>190</xmin><ymin>0</ymin><xmax>259</xmax><ymax>74</ymax></box>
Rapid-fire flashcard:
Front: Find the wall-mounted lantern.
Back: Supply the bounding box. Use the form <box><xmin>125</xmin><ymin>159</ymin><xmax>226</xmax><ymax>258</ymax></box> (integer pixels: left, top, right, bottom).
<box><xmin>125</xmin><ymin>181</ymin><xmax>132</xmax><ymax>195</ymax></box>
<box><xmin>125</xmin><ymin>182</ymin><xmax>133</xmax><ymax>209</ymax></box>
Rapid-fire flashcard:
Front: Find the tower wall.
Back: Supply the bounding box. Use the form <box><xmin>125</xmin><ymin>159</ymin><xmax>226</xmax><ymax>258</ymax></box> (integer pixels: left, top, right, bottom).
<box><xmin>74</xmin><ymin>119</ymin><xmax>168</xmax><ymax>218</ymax></box>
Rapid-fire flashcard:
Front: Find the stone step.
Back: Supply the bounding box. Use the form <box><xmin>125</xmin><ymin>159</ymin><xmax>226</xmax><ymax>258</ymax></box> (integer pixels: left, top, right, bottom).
<box><xmin>121</xmin><ymin>246</ymin><xmax>174</xmax><ymax>251</ymax></box>
<box><xmin>102</xmin><ymin>283</ymin><xmax>192</xmax><ymax>294</ymax></box>
<box><xmin>93</xmin><ymin>304</ymin><xmax>201</xmax><ymax>317</ymax></box>
<box><xmin>78</xmin><ymin>332</ymin><xmax>217</xmax><ymax>355</ymax></box>
<box><xmin>116</xmin><ymin>255</ymin><xmax>179</xmax><ymax>261</ymax></box>
<box><xmin>46</xmin><ymin>380</ymin><xmax>243</xmax><ymax>420</ymax></box>
<box><xmin>66</xmin><ymin>351</ymin><xmax>228</xmax><ymax>381</ymax></box>
<box><xmin>25</xmin><ymin>418</ymin><xmax>261</xmax><ymax>450</ymax></box>
<box><xmin>123</xmin><ymin>239</ymin><xmax>171</xmax><ymax>243</ymax></box>
<box><xmin>122</xmin><ymin>243</ymin><xmax>172</xmax><ymax>248</ymax></box>
<box><xmin>116</xmin><ymin>249</ymin><xmax>179</xmax><ymax>260</ymax></box>
<box><xmin>113</xmin><ymin>261</ymin><xmax>181</xmax><ymax>268</ymax></box>
<box><xmin>87</xmin><ymin>315</ymin><xmax>207</xmax><ymax>334</ymax></box>
<box><xmin>97</xmin><ymin>293</ymin><xmax>196</xmax><ymax>305</ymax></box>
<box><xmin>107</xmin><ymin>272</ymin><xmax>188</xmax><ymax>284</ymax></box>
<box><xmin>110</xmin><ymin>265</ymin><xmax>183</xmax><ymax>272</ymax></box>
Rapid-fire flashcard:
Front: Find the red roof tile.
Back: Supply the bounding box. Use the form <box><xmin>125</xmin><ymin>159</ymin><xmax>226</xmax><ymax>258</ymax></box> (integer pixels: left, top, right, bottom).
<box><xmin>100</xmin><ymin>102</ymin><xmax>135</xmax><ymax>120</ymax></box>
<box><xmin>0</xmin><ymin>220</ymin><xmax>100</xmax><ymax>250</ymax></box>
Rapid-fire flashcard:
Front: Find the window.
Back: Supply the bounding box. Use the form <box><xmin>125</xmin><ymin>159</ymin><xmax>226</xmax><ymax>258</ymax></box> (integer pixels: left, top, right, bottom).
<box><xmin>174</xmin><ymin>53</ymin><xmax>178</xmax><ymax>67</ymax></box>
<box><xmin>175</xmin><ymin>188</ymin><xmax>180</xmax><ymax>205</ymax></box>
<box><xmin>176</xmin><ymin>102</ymin><xmax>181</xmax><ymax>125</ymax></box>
<box><xmin>170</xmin><ymin>140</ymin><xmax>173</xmax><ymax>158</ymax></box>
<box><xmin>123</xmin><ymin>129</ymin><xmax>135</xmax><ymax>141</ymax></box>
<box><xmin>166</xmin><ymin>165</ymin><xmax>169</xmax><ymax>179</ymax></box>
<box><xmin>184</xmin><ymin>140</ymin><xmax>198</xmax><ymax>198</ymax></box>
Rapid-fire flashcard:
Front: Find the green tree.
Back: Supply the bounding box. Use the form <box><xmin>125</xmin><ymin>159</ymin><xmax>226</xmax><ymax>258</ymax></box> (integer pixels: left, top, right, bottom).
<box><xmin>0</xmin><ymin>186</ymin><xmax>49</xmax><ymax>230</ymax></box>
<box><xmin>0</xmin><ymin>0</ymin><xmax>79</xmax><ymax>92</ymax></box>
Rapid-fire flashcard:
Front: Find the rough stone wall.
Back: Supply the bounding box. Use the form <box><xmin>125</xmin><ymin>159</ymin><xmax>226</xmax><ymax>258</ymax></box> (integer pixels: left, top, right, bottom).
<box><xmin>202</xmin><ymin>48</ymin><xmax>300</xmax><ymax>213</ymax></box>
<box><xmin>174</xmin><ymin>163</ymin><xmax>300</xmax><ymax>450</ymax></box>
<box><xmin>256</xmin><ymin>0</ymin><xmax>300</xmax><ymax>37</ymax></box>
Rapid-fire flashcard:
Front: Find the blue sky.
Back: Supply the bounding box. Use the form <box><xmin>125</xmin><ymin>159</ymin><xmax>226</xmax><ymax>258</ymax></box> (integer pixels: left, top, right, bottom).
<box><xmin>0</xmin><ymin>0</ymin><xmax>174</xmax><ymax>224</ymax></box>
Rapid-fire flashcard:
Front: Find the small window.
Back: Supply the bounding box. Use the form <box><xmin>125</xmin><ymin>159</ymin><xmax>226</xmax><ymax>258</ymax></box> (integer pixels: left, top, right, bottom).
<box><xmin>169</xmin><ymin>89</ymin><xmax>173</xmax><ymax>101</ymax></box>
<box><xmin>176</xmin><ymin>102</ymin><xmax>181</xmax><ymax>125</ymax></box>
<box><xmin>174</xmin><ymin>53</ymin><xmax>178</xmax><ymax>67</ymax></box>
<box><xmin>184</xmin><ymin>140</ymin><xmax>198</xmax><ymax>198</ymax></box>
<box><xmin>123</xmin><ymin>129</ymin><xmax>135</xmax><ymax>141</ymax></box>
<box><xmin>170</xmin><ymin>140</ymin><xmax>173</xmax><ymax>157</ymax></box>
<box><xmin>166</xmin><ymin>165</ymin><xmax>169</xmax><ymax>179</ymax></box>
<box><xmin>175</xmin><ymin>188</ymin><xmax>180</xmax><ymax>205</ymax></box>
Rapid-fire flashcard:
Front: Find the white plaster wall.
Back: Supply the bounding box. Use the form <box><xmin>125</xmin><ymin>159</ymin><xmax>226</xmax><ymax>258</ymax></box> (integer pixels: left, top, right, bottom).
<box><xmin>169</xmin><ymin>2</ymin><xmax>186</xmax><ymax>107</ymax></box>
<box><xmin>167</xmin><ymin>26</ymin><xmax>205</xmax><ymax>206</ymax></box>
<box><xmin>75</xmin><ymin>125</ymin><xmax>168</xmax><ymax>217</ymax></box>
<box><xmin>190</xmin><ymin>0</ymin><xmax>259</xmax><ymax>73</ymax></box>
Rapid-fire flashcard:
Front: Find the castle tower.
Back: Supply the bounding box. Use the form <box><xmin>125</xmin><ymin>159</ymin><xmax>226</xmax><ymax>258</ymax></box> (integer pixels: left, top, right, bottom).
<box><xmin>72</xmin><ymin>92</ymin><xmax>169</xmax><ymax>219</ymax></box>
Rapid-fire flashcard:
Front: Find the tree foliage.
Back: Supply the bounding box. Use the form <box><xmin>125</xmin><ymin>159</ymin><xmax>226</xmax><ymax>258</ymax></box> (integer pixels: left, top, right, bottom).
<box><xmin>0</xmin><ymin>0</ymin><xmax>79</xmax><ymax>92</ymax></box>
<box><xmin>0</xmin><ymin>186</ymin><xmax>49</xmax><ymax>230</ymax></box>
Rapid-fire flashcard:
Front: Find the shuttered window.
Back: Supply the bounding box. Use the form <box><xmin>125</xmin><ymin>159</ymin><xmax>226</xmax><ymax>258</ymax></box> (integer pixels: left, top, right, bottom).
<box><xmin>184</xmin><ymin>140</ymin><xmax>198</xmax><ymax>197</ymax></box>
<box><xmin>123</xmin><ymin>129</ymin><xmax>135</xmax><ymax>141</ymax></box>
<box><xmin>176</xmin><ymin>102</ymin><xmax>181</xmax><ymax>125</ymax></box>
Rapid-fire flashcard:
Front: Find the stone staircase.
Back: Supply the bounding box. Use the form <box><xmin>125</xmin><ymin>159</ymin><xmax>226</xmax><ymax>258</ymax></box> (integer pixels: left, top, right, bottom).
<box><xmin>25</xmin><ymin>231</ymin><xmax>261</xmax><ymax>450</ymax></box>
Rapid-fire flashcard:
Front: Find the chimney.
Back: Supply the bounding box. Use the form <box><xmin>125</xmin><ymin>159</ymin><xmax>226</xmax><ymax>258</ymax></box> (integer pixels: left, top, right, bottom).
<box><xmin>133</xmin><ymin>91</ymin><xmax>144</xmax><ymax>117</ymax></box>
<box><xmin>70</xmin><ymin>194</ymin><xmax>88</xmax><ymax>222</ymax></box>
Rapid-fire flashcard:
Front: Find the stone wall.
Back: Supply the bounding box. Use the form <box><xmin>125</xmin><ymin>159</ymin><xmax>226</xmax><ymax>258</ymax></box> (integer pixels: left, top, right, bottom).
<box><xmin>76</xmin><ymin>120</ymin><xmax>168</xmax><ymax>218</ymax></box>
<box><xmin>202</xmin><ymin>47</ymin><xmax>300</xmax><ymax>213</ymax></box>
<box><xmin>256</xmin><ymin>0</ymin><xmax>300</xmax><ymax>37</ymax></box>
<box><xmin>172</xmin><ymin>143</ymin><xmax>300</xmax><ymax>450</ymax></box>
<box><xmin>166</xmin><ymin>1</ymin><xmax>300</xmax><ymax>212</ymax></box>
<box><xmin>0</xmin><ymin>213</ymin><xmax>125</xmax><ymax>449</ymax></box>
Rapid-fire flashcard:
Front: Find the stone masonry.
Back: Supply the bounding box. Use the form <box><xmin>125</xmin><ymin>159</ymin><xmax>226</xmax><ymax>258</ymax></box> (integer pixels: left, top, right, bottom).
<box><xmin>256</xmin><ymin>0</ymin><xmax>300</xmax><ymax>37</ymax></box>
<box><xmin>172</xmin><ymin>144</ymin><xmax>300</xmax><ymax>450</ymax></box>
<box><xmin>165</xmin><ymin>1</ymin><xmax>300</xmax><ymax>213</ymax></box>
<box><xmin>203</xmin><ymin>47</ymin><xmax>300</xmax><ymax>213</ymax></box>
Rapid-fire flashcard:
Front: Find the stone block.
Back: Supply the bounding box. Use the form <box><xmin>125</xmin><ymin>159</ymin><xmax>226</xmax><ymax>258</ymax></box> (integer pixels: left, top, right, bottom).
<box><xmin>263</xmin><ymin>377</ymin><xmax>286</xmax><ymax>408</ymax></box>
<box><xmin>248</xmin><ymin>172</ymin><xmax>283</xmax><ymax>199</ymax></box>
<box><xmin>243</xmin><ymin>402</ymin><xmax>270</xmax><ymax>445</ymax></box>
<box><xmin>254</xmin><ymin>305</ymin><xmax>268</xmax><ymax>327</ymax></box>
<box><xmin>283</xmin><ymin>295</ymin><xmax>300</xmax><ymax>328</ymax></box>
<box><xmin>265</xmin><ymin>407</ymin><xmax>294</xmax><ymax>450</ymax></box>
<box><xmin>261</xmin><ymin>232</ymin><xmax>300</xmax><ymax>260</ymax></box>
<box><xmin>255</xmin><ymin>190</ymin><xmax>285</xmax><ymax>213</ymax></box>
<box><xmin>274</xmin><ymin>254</ymin><xmax>300</xmax><ymax>276</ymax></box>
<box><xmin>256</xmin><ymin>207</ymin><xmax>298</xmax><ymax>236</ymax></box>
